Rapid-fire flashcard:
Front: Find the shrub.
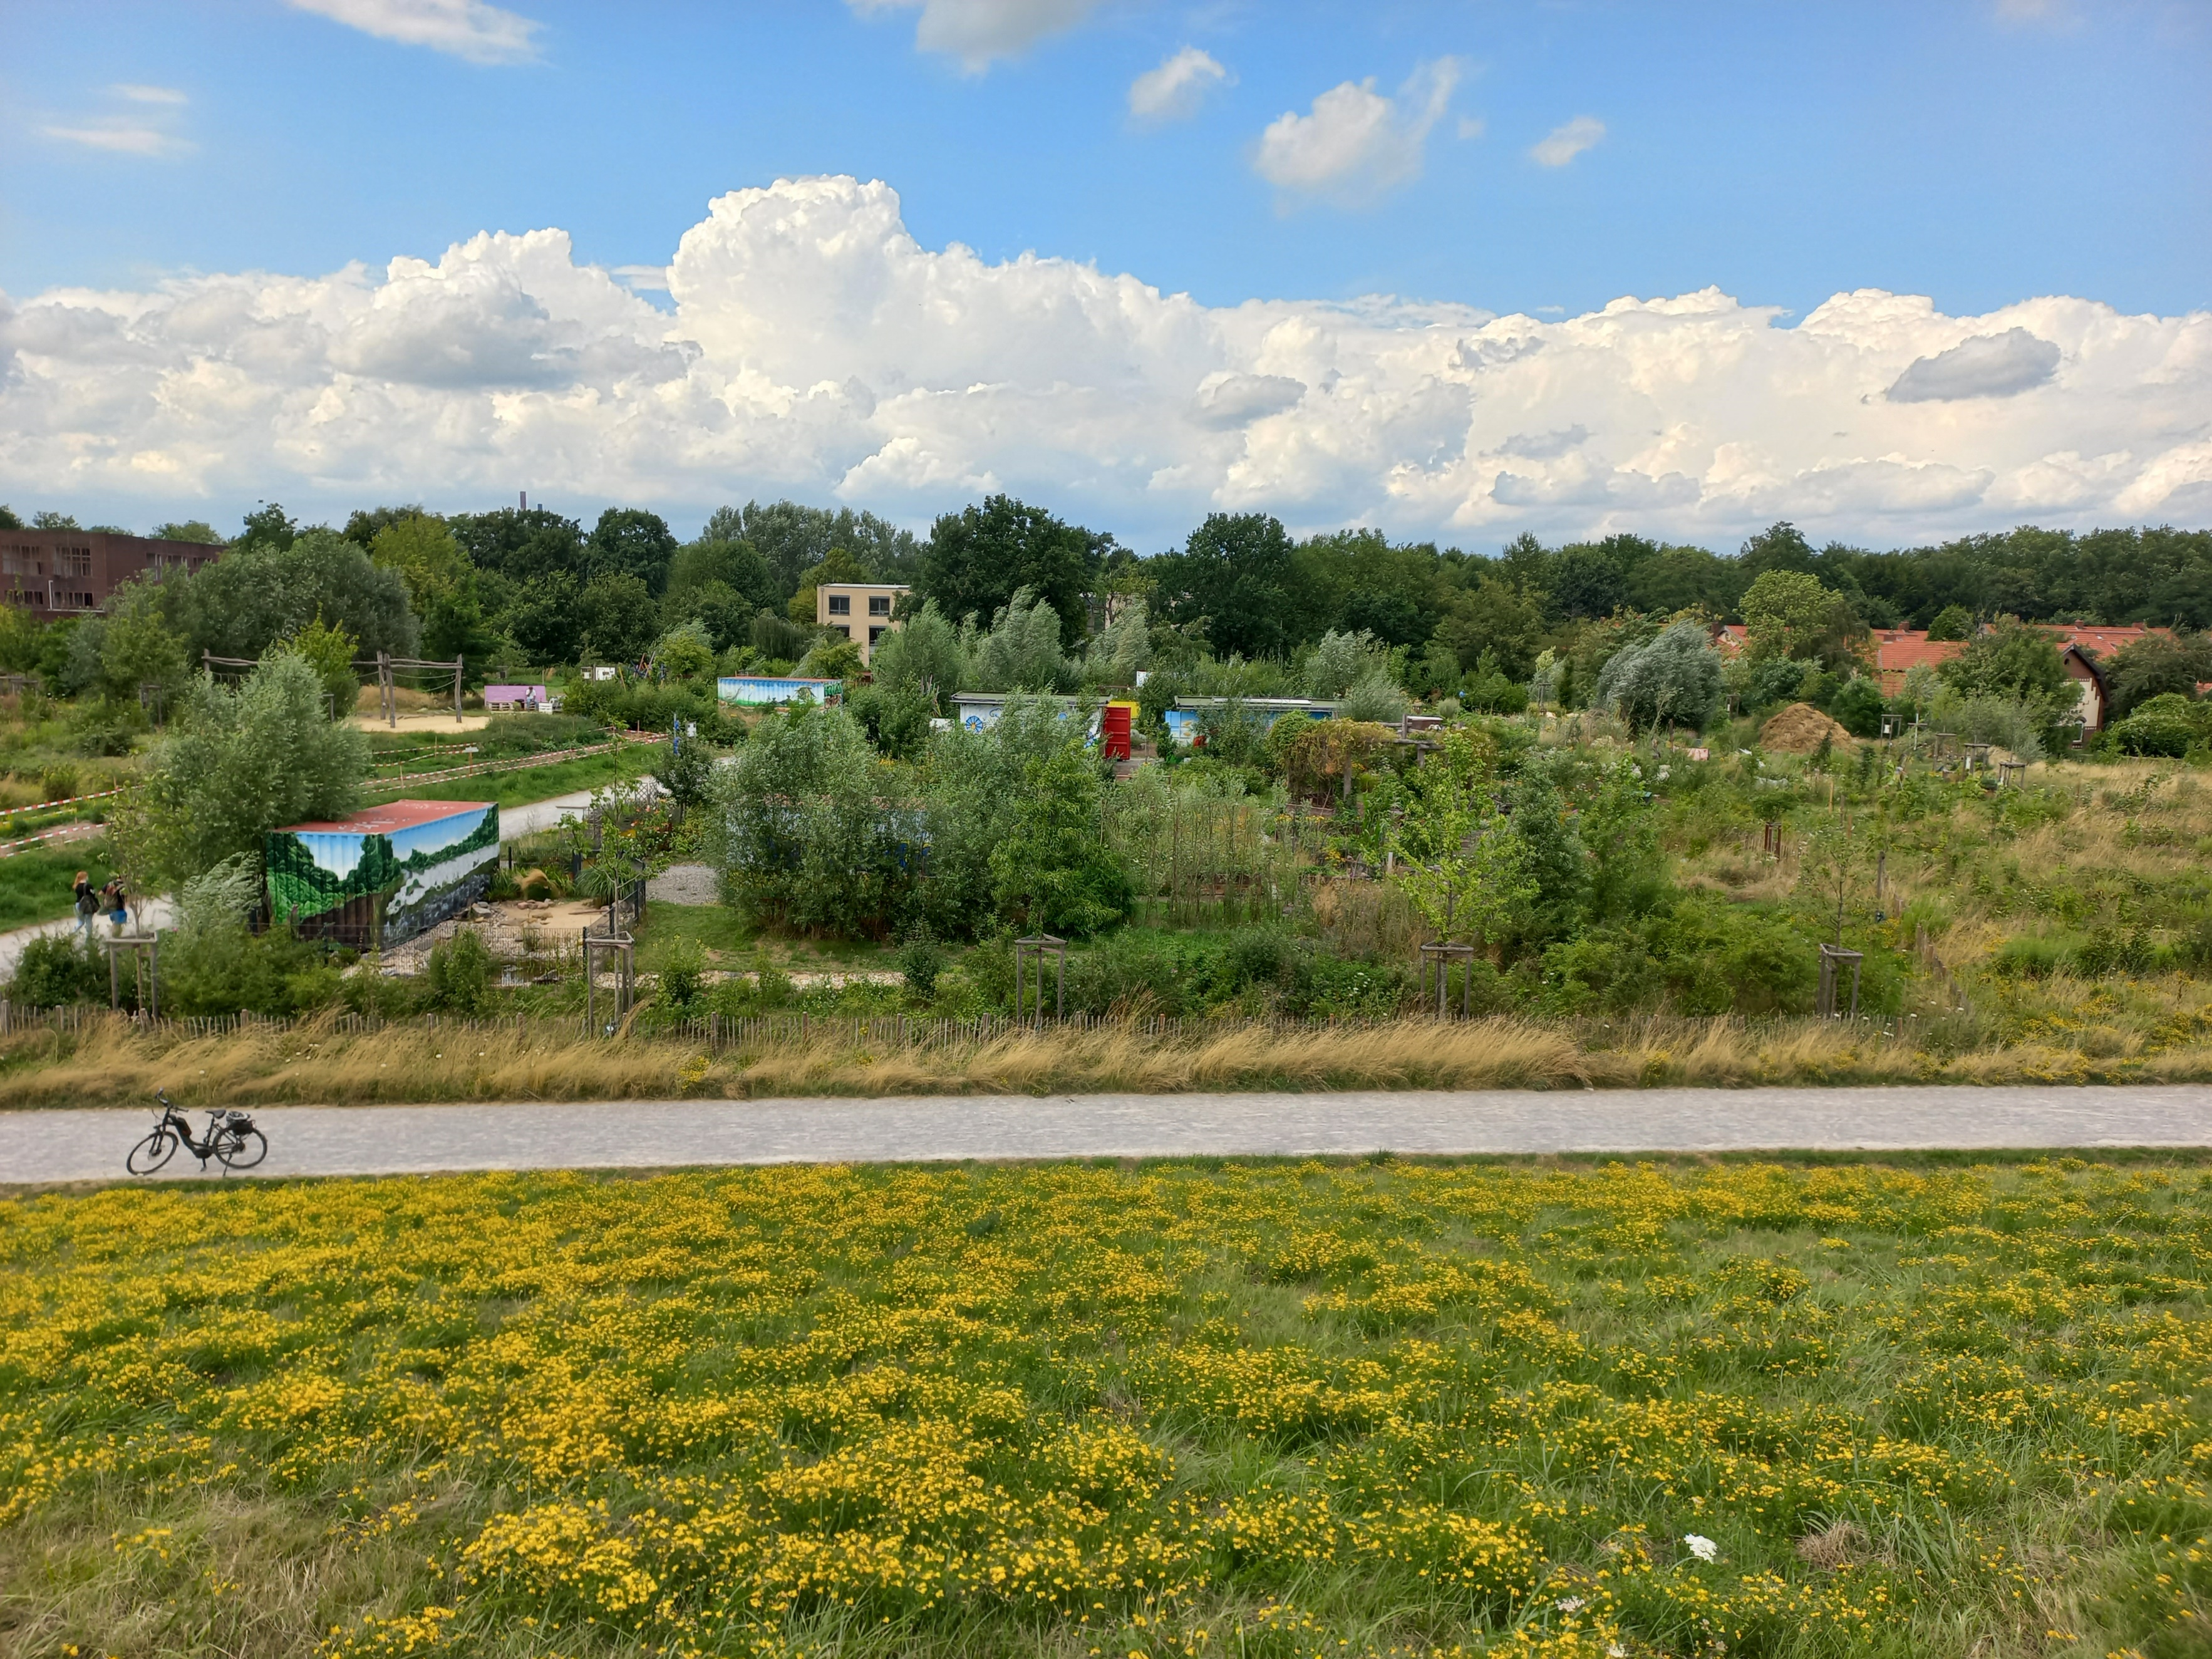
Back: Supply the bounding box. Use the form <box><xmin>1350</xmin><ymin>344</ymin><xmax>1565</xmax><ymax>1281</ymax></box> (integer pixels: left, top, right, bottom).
<box><xmin>715</xmin><ymin>706</ymin><xmax>919</xmax><ymax>938</ymax></box>
<box><xmin>657</xmin><ymin>936</ymin><xmax>708</xmax><ymax>1008</ymax></box>
<box><xmin>1826</xmin><ymin>676</ymin><xmax>1888</xmax><ymax>738</ymax></box>
<box><xmin>423</xmin><ymin>928</ymin><xmax>495</xmax><ymax>1014</ymax></box>
<box><xmin>1593</xmin><ymin>622</ymin><xmax>1723</xmax><ymax>732</ymax></box>
<box><xmin>9</xmin><ymin>934</ymin><xmax>106</xmax><ymax>1008</ymax></box>
<box><xmin>656</xmin><ymin>735</ymin><xmax>715</xmax><ymax>812</ymax></box>
<box><xmin>1281</xmin><ymin>949</ymin><xmax>1412</xmax><ymax>1018</ymax></box>
<box><xmin>1923</xmin><ymin>688</ymin><xmax>2045</xmax><ymax>762</ymax></box>
<box><xmin>1336</xmin><ymin>668</ymin><xmax>1409</xmax><ymax>725</ymax></box>
<box><xmin>161</xmin><ymin>921</ymin><xmax>338</xmax><ymax>1016</ymax></box>
<box><xmin>2107</xmin><ymin>693</ymin><xmax>2208</xmax><ymax>758</ymax></box>
<box><xmin>989</xmin><ymin>745</ymin><xmax>1133</xmax><ymax>938</ymax></box>
<box><xmin>1746</xmin><ymin>656</ymin><xmax>1816</xmax><ymax>713</ymax></box>
<box><xmin>897</xmin><ymin>933</ymin><xmax>948</xmax><ymax>999</ymax></box>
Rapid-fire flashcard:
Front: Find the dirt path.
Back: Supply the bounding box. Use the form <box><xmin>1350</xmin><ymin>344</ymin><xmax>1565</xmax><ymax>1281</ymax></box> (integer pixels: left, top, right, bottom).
<box><xmin>11</xmin><ymin>1083</ymin><xmax>2208</xmax><ymax>1185</ymax></box>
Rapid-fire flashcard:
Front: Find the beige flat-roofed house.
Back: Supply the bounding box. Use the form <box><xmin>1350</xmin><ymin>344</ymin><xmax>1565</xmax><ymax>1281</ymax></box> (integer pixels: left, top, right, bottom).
<box><xmin>816</xmin><ymin>582</ymin><xmax>909</xmax><ymax>666</ymax></box>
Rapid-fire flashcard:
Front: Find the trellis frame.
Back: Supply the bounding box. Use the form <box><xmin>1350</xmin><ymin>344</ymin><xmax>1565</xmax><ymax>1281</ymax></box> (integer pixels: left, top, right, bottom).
<box><xmin>1418</xmin><ymin>940</ymin><xmax>1477</xmax><ymax>1020</ymax></box>
<box><xmin>584</xmin><ymin>929</ymin><xmax>636</xmax><ymax>1033</ymax></box>
<box><xmin>1013</xmin><ymin>934</ymin><xmax>1067</xmax><ymax>1021</ymax></box>
<box><xmin>103</xmin><ymin>934</ymin><xmax>159</xmax><ymax>1019</ymax></box>
<box><xmin>1816</xmin><ymin>943</ymin><xmax>1863</xmax><ymax>1020</ymax></box>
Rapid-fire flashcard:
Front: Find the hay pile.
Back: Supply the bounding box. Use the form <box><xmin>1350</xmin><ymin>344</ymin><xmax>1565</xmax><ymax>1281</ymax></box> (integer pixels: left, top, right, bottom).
<box><xmin>1759</xmin><ymin>701</ymin><xmax>1855</xmax><ymax>753</ymax></box>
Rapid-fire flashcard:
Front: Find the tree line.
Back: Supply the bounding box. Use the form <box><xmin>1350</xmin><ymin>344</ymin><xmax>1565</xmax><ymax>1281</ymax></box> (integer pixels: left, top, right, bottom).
<box><xmin>3</xmin><ymin>494</ymin><xmax>2208</xmax><ymax>708</ymax></box>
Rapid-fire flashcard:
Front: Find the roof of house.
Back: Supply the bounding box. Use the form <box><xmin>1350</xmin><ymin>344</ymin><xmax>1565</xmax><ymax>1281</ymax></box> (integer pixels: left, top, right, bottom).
<box><xmin>280</xmin><ymin>799</ymin><xmax>492</xmax><ymax>835</ymax></box>
<box><xmin>2040</xmin><ymin>623</ymin><xmax>2153</xmax><ymax>656</ymax></box>
<box><xmin>1872</xmin><ymin>630</ymin><xmax>1967</xmax><ymax>684</ymax></box>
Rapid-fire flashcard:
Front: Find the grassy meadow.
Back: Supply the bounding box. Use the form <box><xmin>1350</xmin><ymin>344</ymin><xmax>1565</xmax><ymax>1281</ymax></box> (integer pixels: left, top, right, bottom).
<box><xmin>0</xmin><ymin>1155</ymin><xmax>2204</xmax><ymax>1658</ymax></box>
<box><xmin>8</xmin><ymin>1000</ymin><xmax>2212</xmax><ymax>1110</ymax></box>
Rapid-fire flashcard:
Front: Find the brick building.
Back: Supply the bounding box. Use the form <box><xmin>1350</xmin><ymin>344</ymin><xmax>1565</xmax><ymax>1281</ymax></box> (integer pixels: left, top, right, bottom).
<box><xmin>1</xmin><ymin>528</ymin><xmax>222</xmax><ymax>616</ymax></box>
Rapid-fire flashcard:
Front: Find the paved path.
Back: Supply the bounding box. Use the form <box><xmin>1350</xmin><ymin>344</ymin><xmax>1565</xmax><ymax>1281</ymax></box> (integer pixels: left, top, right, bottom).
<box><xmin>0</xmin><ymin>898</ymin><xmax>182</xmax><ymax>982</ymax></box>
<box><xmin>8</xmin><ymin>1085</ymin><xmax>2208</xmax><ymax>1185</ymax></box>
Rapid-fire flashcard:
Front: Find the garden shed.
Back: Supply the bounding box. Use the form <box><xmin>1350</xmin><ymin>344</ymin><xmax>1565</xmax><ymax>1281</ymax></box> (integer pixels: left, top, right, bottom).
<box><xmin>264</xmin><ymin>798</ymin><xmax>500</xmax><ymax>948</ymax></box>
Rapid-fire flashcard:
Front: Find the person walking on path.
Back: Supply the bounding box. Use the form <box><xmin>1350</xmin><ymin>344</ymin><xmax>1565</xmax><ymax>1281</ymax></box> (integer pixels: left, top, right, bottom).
<box><xmin>73</xmin><ymin>872</ymin><xmax>97</xmax><ymax>942</ymax></box>
<box><xmin>102</xmin><ymin>877</ymin><xmax>129</xmax><ymax>937</ymax></box>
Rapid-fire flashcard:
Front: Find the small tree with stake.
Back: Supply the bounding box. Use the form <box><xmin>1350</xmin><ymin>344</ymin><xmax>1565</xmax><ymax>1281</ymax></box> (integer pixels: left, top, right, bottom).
<box><xmin>1386</xmin><ymin>726</ymin><xmax>1536</xmax><ymax>964</ymax></box>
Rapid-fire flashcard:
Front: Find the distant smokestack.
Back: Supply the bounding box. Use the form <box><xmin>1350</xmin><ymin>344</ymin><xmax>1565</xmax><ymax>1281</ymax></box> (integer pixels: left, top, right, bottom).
<box><xmin>519</xmin><ymin>491</ymin><xmax>528</xmax><ymax>510</ymax></box>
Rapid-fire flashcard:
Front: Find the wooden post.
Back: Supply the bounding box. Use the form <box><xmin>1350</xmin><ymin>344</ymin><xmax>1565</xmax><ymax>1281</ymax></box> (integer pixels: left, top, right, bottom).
<box><xmin>454</xmin><ymin>656</ymin><xmax>463</xmax><ymax>724</ymax></box>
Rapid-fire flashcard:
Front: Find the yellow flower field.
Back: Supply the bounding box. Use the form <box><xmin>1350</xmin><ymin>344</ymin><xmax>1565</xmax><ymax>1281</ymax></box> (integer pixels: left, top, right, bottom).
<box><xmin>1</xmin><ymin>1156</ymin><xmax>2206</xmax><ymax>1658</ymax></box>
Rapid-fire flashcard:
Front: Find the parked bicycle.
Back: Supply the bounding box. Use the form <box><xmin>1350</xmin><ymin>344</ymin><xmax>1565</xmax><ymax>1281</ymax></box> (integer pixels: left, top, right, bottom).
<box><xmin>125</xmin><ymin>1092</ymin><xmax>268</xmax><ymax>1175</ymax></box>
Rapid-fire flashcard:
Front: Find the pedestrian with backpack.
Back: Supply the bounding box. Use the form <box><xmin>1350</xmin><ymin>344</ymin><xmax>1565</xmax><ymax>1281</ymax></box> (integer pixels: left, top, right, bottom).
<box><xmin>73</xmin><ymin>871</ymin><xmax>96</xmax><ymax>942</ymax></box>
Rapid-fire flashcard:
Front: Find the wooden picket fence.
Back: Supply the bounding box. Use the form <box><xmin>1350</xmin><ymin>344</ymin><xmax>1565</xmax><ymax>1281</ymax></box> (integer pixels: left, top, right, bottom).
<box><xmin>0</xmin><ymin>1000</ymin><xmax>1392</xmax><ymax>1050</ymax></box>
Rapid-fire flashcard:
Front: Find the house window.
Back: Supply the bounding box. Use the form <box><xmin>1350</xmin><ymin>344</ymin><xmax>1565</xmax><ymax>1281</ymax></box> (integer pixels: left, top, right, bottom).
<box><xmin>869</xmin><ymin>626</ymin><xmax>887</xmax><ymax>646</ymax></box>
<box><xmin>868</xmin><ymin>594</ymin><xmax>891</xmax><ymax>616</ymax></box>
<box><xmin>56</xmin><ymin>548</ymin><xmax>92</xmax><ymax>578</ymax></box>
<box><xmin>827</xmin><ymin>594</ymin><xmax>850</xmax><ymax>616</ymax></box>
<box><xmin>834</xmin><ymin>624</ymin><xmax>850</xmax><ymax>639</ymax></box>
<box><xmin>3</xmin><ymin>548</ymin><xmax>40</xmax><ymax>576</ymax></box>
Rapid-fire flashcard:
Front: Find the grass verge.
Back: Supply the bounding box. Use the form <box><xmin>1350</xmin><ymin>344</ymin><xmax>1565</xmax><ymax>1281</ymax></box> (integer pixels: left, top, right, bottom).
<box><xmin>361</xmin><ymin>750</ymin><xmax>628</xmax><ymax>809</ymax></box>
<box><xmin>0</xmin><ymin>837</ymin><xmax>112</xmax><ymax>931</ymax></box>
<box><xmin>0</xmin><ymin>1157</ymin><xmax>2202</xmax><ymax>1658</ymax></box>
<box><xmin>4</xmin><ymin>1009</ymin><xmax>2212</xmax><ymax>1107</ymax></box>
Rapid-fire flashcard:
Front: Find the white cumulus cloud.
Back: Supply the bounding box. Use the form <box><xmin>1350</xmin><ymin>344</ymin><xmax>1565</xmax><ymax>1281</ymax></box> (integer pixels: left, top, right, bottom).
<box><xmin>1254</xmin><ymin>59</ymin><xmax>1461</xmax><ymax>204</ymax></box>
<box><xmin>284</xmin><ymin>0</ymin><xmax>542</xmax><ymax>65</ymax></box>
<box><xmin>1129</xmin><ymin>47</ymin><xmax>1231</xmax><ymax>124</ymax></box>
<box><xmin>41</xmin><ymin>125</ymin><xmax>183</xmax><ymax>156</ymax></box>
<box><xmin>1531</xmin><ymin>115</ymin><xmax>1605</xmax><ymax>167</ymax></box>
<box><xmin>851</xmin><ymin>0</ymin><xmax>1100</xmax><ymax>71</ymax></box>
<box><xmin>3</xmin><ymin>177</ymin><xmax>2207</xmax><ymax>548</ymax></box>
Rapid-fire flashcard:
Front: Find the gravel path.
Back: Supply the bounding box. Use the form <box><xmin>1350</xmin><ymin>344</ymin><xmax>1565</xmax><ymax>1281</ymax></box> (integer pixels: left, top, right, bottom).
<box><xmin>645</xmin><ymin>862</ymin><xmax>720</xmax><ymax>904</ymax></box>
<box><xmin>9</xmin><ymin>1084</ymin><xmax>2209</xmax><ymax>1185</ymax></box>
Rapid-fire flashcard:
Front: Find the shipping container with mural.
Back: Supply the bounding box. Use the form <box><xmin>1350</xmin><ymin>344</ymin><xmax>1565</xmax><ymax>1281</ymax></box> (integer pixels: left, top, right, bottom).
<box><xmin>264</xmin><ymin>799</ymin><xmax>499</xmax><ymax>947</ymax></box>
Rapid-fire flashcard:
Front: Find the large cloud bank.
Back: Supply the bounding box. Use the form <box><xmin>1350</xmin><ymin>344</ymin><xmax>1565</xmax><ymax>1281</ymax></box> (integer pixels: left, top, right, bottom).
<box><xmin>3</xmin><ymin>174</ymin><xmax>2208</xmax><ymax>545</ymax></box>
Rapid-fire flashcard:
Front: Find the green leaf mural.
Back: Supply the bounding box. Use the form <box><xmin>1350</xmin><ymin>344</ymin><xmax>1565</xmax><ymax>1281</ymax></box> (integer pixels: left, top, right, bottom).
<box><xmin>266</xmin><ymin>829</ymin><xmax>406</xmax><ymax>923</ymax></box>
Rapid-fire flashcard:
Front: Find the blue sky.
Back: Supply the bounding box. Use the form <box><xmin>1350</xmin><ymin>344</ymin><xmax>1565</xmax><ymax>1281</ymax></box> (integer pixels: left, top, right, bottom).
<box><xmin>3</xmin><ymin>1</ymin><xmax>2208</xmax><ymax>546</ymax></box>
<box><xmin>10</xmin><ymin>1</ymin><xmax>2206</xmax><ymax>321</ymax></box>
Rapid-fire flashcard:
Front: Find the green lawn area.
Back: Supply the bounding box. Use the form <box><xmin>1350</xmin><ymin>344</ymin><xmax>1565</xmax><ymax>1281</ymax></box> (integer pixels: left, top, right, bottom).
<box><xmin>364</xmin><ymin>750</ymin><xmax>629</xmax><ymax>809</ymax></box>
<box><xmin>4</xmin><ymin>1157</ymin><xmax>2203</xmax><ymax>1658</ymax></box>
<box><xmin>0</xmin><ymin>837</ymin><xmax>113</xmax><ymax>930</ymax></box>
<box><xmin>638</xmin><ymin>898</ymin><xmax>901</xmax><ymax>975</ymax></box>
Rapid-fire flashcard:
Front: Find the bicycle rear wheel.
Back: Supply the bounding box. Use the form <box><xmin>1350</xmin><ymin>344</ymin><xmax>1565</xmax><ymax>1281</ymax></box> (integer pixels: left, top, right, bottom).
<box><xmin>126</xmin><ymin>1129</ymin><xmax>178</xmax><ymax>1176</ymax></box>
<box><xmin>214</xmin><ymin>1127</ymin><xmax>267</xmax><ymax>1171</ymax></box>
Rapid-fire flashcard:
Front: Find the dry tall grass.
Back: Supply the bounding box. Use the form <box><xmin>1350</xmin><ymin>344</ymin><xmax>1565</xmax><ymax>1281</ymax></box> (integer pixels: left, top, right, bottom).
<box><xmin>4</xmin><ymin>1007</ymin><xmax>2207</xmax><ymax>1109</ymax></box>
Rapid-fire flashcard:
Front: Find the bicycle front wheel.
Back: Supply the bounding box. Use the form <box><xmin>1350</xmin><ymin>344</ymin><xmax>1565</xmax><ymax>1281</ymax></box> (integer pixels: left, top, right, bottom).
<box><xmin>214</xmin><ymin>1127</ymin><xmax>267</xmax><ymax>1171</ymax></box>
<box><xmin>126</xmin><ymin>1129</ymin><xmax>178</xmax><ymax>1176</ymax></box>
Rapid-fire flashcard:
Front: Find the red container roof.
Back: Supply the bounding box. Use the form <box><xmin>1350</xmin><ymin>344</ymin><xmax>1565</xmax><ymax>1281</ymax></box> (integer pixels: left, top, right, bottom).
<box><xmin>280</xmin><ymin>798</ymin><xmax>493</xmax><ymax>835</ymax></box>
